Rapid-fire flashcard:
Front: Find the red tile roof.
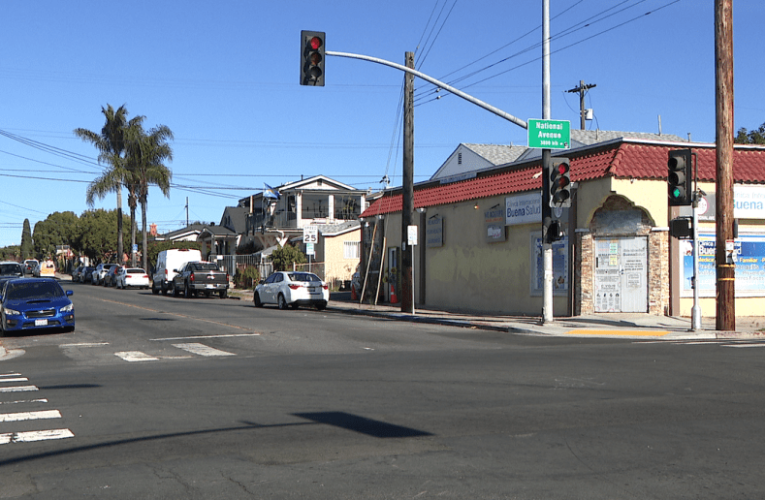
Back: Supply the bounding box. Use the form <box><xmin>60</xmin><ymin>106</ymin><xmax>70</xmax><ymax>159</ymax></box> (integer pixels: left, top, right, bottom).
<box><xmin>361</xmin><ymin>140</ymin><xmax>765</xmax><ymax>217</ymax></box>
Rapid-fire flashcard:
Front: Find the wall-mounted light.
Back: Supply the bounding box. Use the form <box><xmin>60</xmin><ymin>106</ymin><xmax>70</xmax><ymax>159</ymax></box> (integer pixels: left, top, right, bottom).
<box><xmin>416</xmin><ymin>207</ymin><xmax>426</xmax><ymax>214</ymax></box>
<box><xmin>474</xmin><ymin>203</ymin><xmax>479</xmax><ymax>210</ymax></box>
<box><xmin>377</xmin><ymin>214</ymin><xmax>385</xmax><ymax>220</ymax></box>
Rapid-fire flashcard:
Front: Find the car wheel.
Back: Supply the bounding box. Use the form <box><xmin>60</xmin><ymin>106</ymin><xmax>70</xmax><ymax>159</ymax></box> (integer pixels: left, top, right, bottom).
<box><xmin>161</xmin><ymin>282</ymin><xmax>168</xmax><ymax>296</ymax></box>
<box><xmin>315</xmin><ymin>301</ymin><xmax>327</xmax><ymax>311</ymax></box>
<box><xmin>219</xmin><ymin>289</ymin><xmax>227</xmax><ymax>299</ymax></box>
<box><xmin>277</xmin><ymin>294</ymin><xmax>288</xmax><ymax>310</ymax></box>
<box><xmin>253</xmin><ymin>293</ymin><xmax>263</xmax><ymax>308</ymax></box>
<box><xmin>172</xmin><ymin>283</ymin><xmax>179</xmax><ymax>297</ymax></box>
<box><xmin>151</xmin><ymin>282</ymin><xmax>159</xmax><ymax>295</ymax></box>
<box><xmin>184</xmin><ymin>282</ymin><xmax>192</xmax><ymax>298</ymax></box>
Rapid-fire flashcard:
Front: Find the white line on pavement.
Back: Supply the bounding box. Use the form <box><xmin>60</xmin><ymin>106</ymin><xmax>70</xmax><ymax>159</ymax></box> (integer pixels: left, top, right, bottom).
<box><xmin>0</xmin><ymin>373</ymin><xmax>22</xmax><ymax>377</ymax></box>
<box><xmin>0</xmin><ymin>410</ymin><xmax>61</xmax><ymax>423</ymax></box>
<box><xmin>172</xmin><ymin>343</ymin><xmax>235</xmax><ymax>357</ymax></box>
<box><xmin>0</xmin><ymin>378</ymin><xmax>29</xmax><ymax>383</ymax></box>
<box><xmin>0</xmin><ymin>429</ymin><xmax>74</xmax><ymax>445</ymax></box>
<box><xmin>115</xmin><ymin>351</ymin><xmax>159</xmax><ymax>362</ymax></box>
<box><xmin>0</xmin><ymin>398</ymin><xmax>48</xmax><ymax>405</ymax></box>
<box><xmin>151</xmin><ymin>333</ymin><xmax>260</xmax><ymax>341</ymax></box>
<box><xmin>0</xmin><ymin>386</ymin><xmax>38</xmax><ymax>393</ymax></box>
<box><xmin>60</xmin><ymin>343</ymin><xmax>110</xmax><ymax>348</ymax></box>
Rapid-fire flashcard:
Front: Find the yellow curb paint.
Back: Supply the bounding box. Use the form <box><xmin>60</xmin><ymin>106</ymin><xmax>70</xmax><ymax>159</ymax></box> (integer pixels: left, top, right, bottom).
<box><xmin>566</xmin><ymin>330</ymin><xmax>670</xmax><ymax>337</ymax></box>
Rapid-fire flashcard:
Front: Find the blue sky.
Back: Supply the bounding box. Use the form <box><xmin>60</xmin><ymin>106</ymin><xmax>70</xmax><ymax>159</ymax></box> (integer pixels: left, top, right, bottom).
<box><xmin>1</xmin><ymin>0</ymin><xmax>763</xmax><ymax>247</ymax></box>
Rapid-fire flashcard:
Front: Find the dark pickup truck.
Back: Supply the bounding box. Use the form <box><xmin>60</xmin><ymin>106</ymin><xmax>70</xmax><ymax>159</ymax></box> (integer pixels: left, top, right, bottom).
<box><xmin>171</xmin><ymin>261</ymin><xmax>229</xmax><ymax>298</ymax></box>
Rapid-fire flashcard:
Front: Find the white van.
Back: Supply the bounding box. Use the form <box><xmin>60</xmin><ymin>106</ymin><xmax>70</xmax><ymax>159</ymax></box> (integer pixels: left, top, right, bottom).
<box><xmin>151</xmin><ymin>248</ymin><xmax>202</xmax><ymax>295</ymax></box>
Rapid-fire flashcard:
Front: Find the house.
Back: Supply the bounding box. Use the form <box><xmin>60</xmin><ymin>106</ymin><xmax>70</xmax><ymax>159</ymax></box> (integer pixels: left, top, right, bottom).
<box><xmin>360</xmin><ymin>136</ymin><xmax>765</xmax><ymax>318</ymax></box>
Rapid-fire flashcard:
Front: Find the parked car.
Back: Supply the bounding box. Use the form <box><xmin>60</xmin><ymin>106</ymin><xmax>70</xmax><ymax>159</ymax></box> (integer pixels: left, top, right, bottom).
<box><xmin>115</xmin><ymin>267</ymin><xmax>150</xmax><ymax>290</ymax></box>
<box><xmin>34</xmin><ymin>260</ymin><xmax>56</xmax><ymax>278</ymax></box>
<box><xmin>253</xmin><ymin>271</ymin><xmax>328</xmax><ymax>310</ymax></box>
<box><xmin>103</xmin><ymin>265</ymin><xmax>121</xmax><ymax>287</ymax></box>
<box><xmin>71</xmin><ymin>265</ymin><xmax>85</xmax><ymax>282</ymax></box>
<box><xmin>0</xmin><ymin>278</ymin><xmax>75</xmax><ymax>335</ymax></box>
<box><xmin>171</xmin><ymin>261</ymin><xmax>229</xmax><ymax>298</ymax></box>
<box><xmin>0</xmin><ymin>262</ymin><xmax>25</xmax><ymax>278</ymax></box>
<box><xmin>91</xmin><ymin>263</ymin><xmax>117</xmax><ymax>285</ymax></box>
<box><xmin>152</xmin><ymin>248</ymin><xmax>203</xmax><ymax>295</ymax></box>
<box><xmin>80</xmin><ymin>266</ymin><xmax>95</xmax><ymax>284</ymax></box>
<box><xmin>23</xmin><ymin>259</ymin><xmax>39</xmax><ymax>275</ymax></box>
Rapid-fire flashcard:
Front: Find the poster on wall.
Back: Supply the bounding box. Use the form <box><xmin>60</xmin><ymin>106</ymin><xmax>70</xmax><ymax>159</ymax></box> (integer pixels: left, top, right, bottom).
<box><xmin>681</xmin><ymin>233</ymin><xmax>765</xmax><ymax>297</ymax></box>
<box><xmin>530</xmin><ymin>232</ymin><xmax>568</xmax><ymax>296</ymax></box>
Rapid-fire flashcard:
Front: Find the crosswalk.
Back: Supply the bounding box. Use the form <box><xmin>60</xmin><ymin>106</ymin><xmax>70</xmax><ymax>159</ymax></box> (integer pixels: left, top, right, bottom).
<box><xmin>0</xmin><ymin>372</ymin><xmax>75</xmax><ymax>446</ymax></box>
<box><xmin>635</xmin><ymin>339</ymin><xmax>765</xmax><ymax>348</ymax></box>
<box><xmin>59</xmin><ymin>333</ymin><xmax>258</xmax><ymax>363</ymax></box>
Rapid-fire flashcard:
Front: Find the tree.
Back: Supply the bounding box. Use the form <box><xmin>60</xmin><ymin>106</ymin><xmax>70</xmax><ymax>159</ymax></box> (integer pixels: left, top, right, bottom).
<box><xmin>125</xmin><ymin>121</ymin><xmax>174</xmax><ymax>272</ymax></box>
<box><xmin>32</xmin><ymin>211</ymin><xmax>79</xmax><ymax>259</ymax></box>
<box><xmin>735</xmin><ymin>122</ymin><xmax>765</xmax><ymax>145</ymax></box>
<box><xmin>75</xmin><ymin>104</ymin><xmax>143</xmax><ymax>266</ymax></box>
<box><xmin>78</xmin><ymin>209</ymin><xmax>119</xmax><ymax>262</ymax></box>
<box><xmin>270</xmin><ymin>243</ymin><xmax>307</xmax><ymax>271</ymax></box>
<box><xmin>20</xmin><ymin>219</ymin><xmax>33</xmax><ymax>259</ymax></box>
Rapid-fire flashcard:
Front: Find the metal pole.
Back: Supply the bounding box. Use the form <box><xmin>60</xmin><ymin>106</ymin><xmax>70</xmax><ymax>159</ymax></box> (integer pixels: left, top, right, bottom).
<box><xmin>692</xmin><ymin>193</ymin><xmax>702</xmax><ymax>331</ymax></box>
<box><xmin>541</xmin><ymin>0</ymin><xmax>553</xmax><ymax>324</ymax></box>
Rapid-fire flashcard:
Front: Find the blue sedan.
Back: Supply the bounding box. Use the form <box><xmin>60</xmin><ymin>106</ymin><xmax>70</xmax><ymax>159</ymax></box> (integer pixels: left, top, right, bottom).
<box><xmin>0</xmin><ymin>278</ymin><xmax>75</xmax><ymax>335</ymax></box>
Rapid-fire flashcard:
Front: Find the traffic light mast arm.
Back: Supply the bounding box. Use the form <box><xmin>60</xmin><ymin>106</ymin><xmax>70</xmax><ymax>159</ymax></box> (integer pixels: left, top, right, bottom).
<box><xmin>326</xmin><ymin>50</ymin><xmax>528</xmax><ymax>130</ymax></box>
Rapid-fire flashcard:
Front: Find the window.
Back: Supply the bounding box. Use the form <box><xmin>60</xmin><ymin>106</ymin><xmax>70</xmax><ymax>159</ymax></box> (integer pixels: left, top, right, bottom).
<box><xmin>344</xmin><ymin>241</ymin><xmax>360</xmax><ymax>259</ymax></box>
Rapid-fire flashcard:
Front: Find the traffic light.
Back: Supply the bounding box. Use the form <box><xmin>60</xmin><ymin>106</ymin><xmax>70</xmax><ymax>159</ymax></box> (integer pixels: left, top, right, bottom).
<box><xmin>544</xmin><ymin>217</ymin><xmax>565</xmax><ymax>243</ymax></box>
<box><xmin>300</xmin><ymin>30</ymin><xmax>325</xmax><ymax>86</ymax></box>
<box><xmin>667</xmin><ymin>149</ymin><xmax>693</xmax><ymax>206</ymax></box>
<box><xmin>549</xmin><ymin>157</ymin><xmax>571</xmax><ymax>208</ymax></box>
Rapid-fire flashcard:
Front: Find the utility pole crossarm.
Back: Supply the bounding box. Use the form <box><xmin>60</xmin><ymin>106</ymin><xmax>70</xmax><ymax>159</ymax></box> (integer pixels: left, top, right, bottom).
<box><xmin>326</xmin><ymin>50</ymin><xmax>528</xmax><ymax>130</ymax></box>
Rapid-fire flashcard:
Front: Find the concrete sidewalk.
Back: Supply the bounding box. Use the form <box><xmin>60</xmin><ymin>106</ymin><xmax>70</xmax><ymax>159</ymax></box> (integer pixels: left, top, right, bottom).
<box><xmin>323</xmin><ymin>293</ymin><xmax>765</xmax><ymax>340</ymax></box>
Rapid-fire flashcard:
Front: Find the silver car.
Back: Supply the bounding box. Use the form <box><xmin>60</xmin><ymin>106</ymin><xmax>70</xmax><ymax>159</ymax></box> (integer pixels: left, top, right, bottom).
<box><xmin>253</xmin><ymin>271</ymin><xmax>329</xmax><ymax>310</ymax></box>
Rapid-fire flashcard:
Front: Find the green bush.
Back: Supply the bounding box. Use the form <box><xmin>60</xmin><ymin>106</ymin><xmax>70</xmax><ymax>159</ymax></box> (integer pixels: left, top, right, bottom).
<box><xmin>236</xmin><ymin>266</ymin><xmax>261</xmax><ymax>289</ymax></box>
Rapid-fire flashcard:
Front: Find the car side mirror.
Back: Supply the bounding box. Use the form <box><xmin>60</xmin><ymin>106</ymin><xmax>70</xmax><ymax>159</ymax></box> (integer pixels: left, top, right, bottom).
<box><xmin>258</xmin><ymin>279</ymin><xmax>265</xmax><ymax>285</ymax></box>
<box><xmin>66</xmin><ymin>290</ymin><xmax>73</xmax><ymax>296</ymax></box>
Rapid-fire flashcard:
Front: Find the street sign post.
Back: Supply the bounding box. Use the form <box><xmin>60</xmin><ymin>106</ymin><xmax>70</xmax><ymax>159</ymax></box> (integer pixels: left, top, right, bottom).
<box><xmin>528</xmin><ymin>119</ymin><xmax>571</xmax><ymax>149</ymax></box>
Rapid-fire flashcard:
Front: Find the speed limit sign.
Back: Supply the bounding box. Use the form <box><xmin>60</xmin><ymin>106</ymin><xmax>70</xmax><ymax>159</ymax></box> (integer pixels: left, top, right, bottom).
<box><xmin>303</xmin><ymin>225</ymin><xmax>318</xmax><ymax>244</ymax></box>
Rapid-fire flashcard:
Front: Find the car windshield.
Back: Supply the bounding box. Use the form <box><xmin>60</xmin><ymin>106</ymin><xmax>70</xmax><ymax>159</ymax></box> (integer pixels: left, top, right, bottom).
<box><xmin>127</xmin><ymin>268</ymin><xmax>145</xmax><ymax>274</ymax></box>
<box><xmin>287</xmin><ymin>273</ymin><xmax>321</xmax><ymax>283</ymax></box>
<box><xmin>5</xmin><ymin>281</ymin><xmax>64</xmax><ymax>300</ymax></box>
<box><xmin>0</xmin><ymin>264</ymin><xmax>23</xmax><ymax>275</ymax></box>
<box><xmin>192</xmin><ymin>263</ymin><xmax>218</xmax><ymax>271</ymax></box>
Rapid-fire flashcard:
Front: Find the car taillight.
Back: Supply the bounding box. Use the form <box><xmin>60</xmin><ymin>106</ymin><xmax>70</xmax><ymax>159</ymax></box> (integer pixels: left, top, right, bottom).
<box><xmin>288</xmin><ymin>284</ymin><xmax>300</xmax><ymax>290</ymax></box>
<box><xmin>226</xmin><ymin>274</ymin><xmax>230</xmax><ymax>282</ymax></box>
<box><xmin>164</xmin><ymin>269</ymin><xmax>168</xmax><ymax>276</ymax></box>
<box><xmin>190</xmin><ymin>274</ymin><xmax>195</xmax><ymax>282</ymax></box>
<box><xmin>322</xmin><ymin>284</ymin><xmax>328</xmax><ymax>290</ymax></box>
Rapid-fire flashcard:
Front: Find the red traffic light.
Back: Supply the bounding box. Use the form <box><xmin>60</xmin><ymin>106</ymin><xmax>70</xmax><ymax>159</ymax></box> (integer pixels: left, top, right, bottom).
<box><xmin>300</xmin><ymin>30</ymin><xmax>326</xmax><ymax>86</ymax></box>
<box><xmin>309</xmin><ymin>36</ymin><xmax>322</xmax><ymax>50</ymax></box>
<box><xmin>548</xmin><ymin>158</ymin><xmax>571</xmax><ymax>208</ymax></box>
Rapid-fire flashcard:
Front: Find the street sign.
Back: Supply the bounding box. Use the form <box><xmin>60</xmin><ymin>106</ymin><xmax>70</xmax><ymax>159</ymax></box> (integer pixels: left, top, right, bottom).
<box><xmin>306</xmin><ymin>242</ymin><xmax>315</xmax><ymax>256</ymax></box>
<box><xmin>527</xmin><ymin>119</ymin><xmax>571</xmax><ymax>149</ymax></box>
<box><xmin>303</xmin><ymin>225</ymin><xmax>318</xmax><ymax>244</ymax></box>
<box><xmin>407</xmin><ymin>225</ymin><xmax>418</xmax><ymax>246</ymax></box>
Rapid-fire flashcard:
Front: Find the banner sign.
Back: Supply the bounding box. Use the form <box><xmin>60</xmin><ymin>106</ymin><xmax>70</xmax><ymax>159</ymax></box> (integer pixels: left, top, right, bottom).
<box><xmin>681</xmin><ymin>233</ymin><xmax>765</xmax><ymax>297</ymax></box>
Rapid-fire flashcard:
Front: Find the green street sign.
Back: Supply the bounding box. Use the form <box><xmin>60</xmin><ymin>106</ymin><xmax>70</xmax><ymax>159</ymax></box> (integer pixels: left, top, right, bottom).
<box><xmin>527</xmin><ymin>119</ymin><xmax>571</xmax><ymax>149</ymax></box>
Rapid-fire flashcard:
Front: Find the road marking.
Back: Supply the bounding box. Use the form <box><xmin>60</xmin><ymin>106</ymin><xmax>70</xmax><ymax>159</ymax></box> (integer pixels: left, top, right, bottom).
<box><xmin>567</xmin><ymin>329</ymin><xmax>670</xmax><ymax>337</ymax></box>
<box><xmin>0</xmin><ymin>429</ymin><xmax>74</xmax><ymax>445</ymax></box>
<box><xmin>172</xmin><ymin>343</ymin><xmax>235</xmax><ymax>357</ymax></box>
<box><xmin>115</xmin><ymin>351</ymin><xmax>159</xmax><ymax>362</ymax></box>
<box><xmin>60</xmin><ymin>343</ymin><xmax>110</xmax><ymax>348</ymax></box>
<box><xmin>0</xmin><ymin>373</ymin><xmax>22</xmax><ymax>377</ymax></box>
<box><xmin>0</xmin><ymin>385</ymin><xmax>38</xmax><ymax>393</ymax></box>
<box><xmin>0</xmin><ymin>398</ymin><xmax>48</xmax><ymax>406</ymax></box>
<box><xmin>152</xmin><ymin>333</ymin><xmax>260</xmax><ymax>342</ymax></box>
<box><xmin>0</xmin><ymin>378</ymin><xmax>29</xmax><ymax>383</ymax></box>
<box><xmin>0</xmin><ymin>410</ymin><xmax>61</xmax><ymax>423</ymax></box>
<box><xmin>723</xmin><ymin>343</ymin><xmax>765</xmax><ymax>348</ymax></box>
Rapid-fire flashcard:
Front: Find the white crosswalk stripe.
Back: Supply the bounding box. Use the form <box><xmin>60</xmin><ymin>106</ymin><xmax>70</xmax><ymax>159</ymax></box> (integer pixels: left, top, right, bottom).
<box><xmin>115</xmin><ymin>351</ymin><xmax>160</xmax><ymax>362</ymax></box>
<box><xmin>0</xmin><ymin>373</ymin><xmax>74</xmax><ymax>446</ymax></box>
<box><xmin>172</xmin><ymin>343</ymin><xmax>235</xmax><ymax>357</ymax></box>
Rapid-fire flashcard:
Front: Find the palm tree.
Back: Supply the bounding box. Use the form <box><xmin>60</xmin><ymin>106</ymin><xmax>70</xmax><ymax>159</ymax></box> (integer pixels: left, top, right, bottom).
<box><xmin>75</xmin><ymin>105</ymin><xmax>141</xmax><ymax>263</ymax></box>
<box><xmin>125</xmin><ymin>122</ymin><xmax>174</xmax><ymax>271</ymax></box>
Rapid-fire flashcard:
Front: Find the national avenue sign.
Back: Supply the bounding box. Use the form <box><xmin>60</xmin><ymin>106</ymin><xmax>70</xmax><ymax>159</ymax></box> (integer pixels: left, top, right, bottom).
<box><xmin>527</xmin><ymin>119</ymin><xmax>571</xmax><ymax>149</ymax></box>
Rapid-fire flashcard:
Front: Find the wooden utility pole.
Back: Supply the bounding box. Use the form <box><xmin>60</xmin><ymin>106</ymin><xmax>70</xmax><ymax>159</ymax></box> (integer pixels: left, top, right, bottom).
<box><xmin>565</xmin><ymin>80</ymin><xmax>596</xmax><ymax>130</ymax></box>
<box><xmin>715</xmin><ymin>0</ymin><xmax>735</xmax><ymax>331</ymax></box>
<box><xmin>401</xmin><ymin>51</ymin><xmax>415</xmax><ymax>313</ymax></box>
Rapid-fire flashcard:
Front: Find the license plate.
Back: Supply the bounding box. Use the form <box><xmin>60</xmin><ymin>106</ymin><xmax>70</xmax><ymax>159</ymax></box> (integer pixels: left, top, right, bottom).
<box><xmin>308</xmin><ymin>287</ymin><xmax>318</xmax><ymax>293</ymax></box>
<box><xmin>206</xmin><ymin>284</ymin><xmax>215</xmax><ymax>289</ymax></box>
<box><xmin>35</xmin><ymin>319</ymin><xmax>48</xmax><ymax>326</ymax></box>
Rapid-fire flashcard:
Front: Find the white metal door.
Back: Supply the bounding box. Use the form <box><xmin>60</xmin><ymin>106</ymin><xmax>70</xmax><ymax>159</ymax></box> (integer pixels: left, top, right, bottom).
<box><xmin>594</xmin><ymin>237</ymin><xmax>648</xmax><ymax>313</ymax></box>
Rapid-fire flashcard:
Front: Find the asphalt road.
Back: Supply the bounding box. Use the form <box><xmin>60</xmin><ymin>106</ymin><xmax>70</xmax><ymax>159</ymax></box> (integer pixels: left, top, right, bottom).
<box><xmin>2</xmin><ymin>281</ymin><xmax>765</xmax><ymax>499</ymax></box>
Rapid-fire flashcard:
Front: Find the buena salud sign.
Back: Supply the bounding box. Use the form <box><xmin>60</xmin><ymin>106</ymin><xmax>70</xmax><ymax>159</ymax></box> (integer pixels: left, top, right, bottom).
<box><xmin>527</xmin><ymin>119</ymin><xmax>571</xmax><ymax>149</ymax></box>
